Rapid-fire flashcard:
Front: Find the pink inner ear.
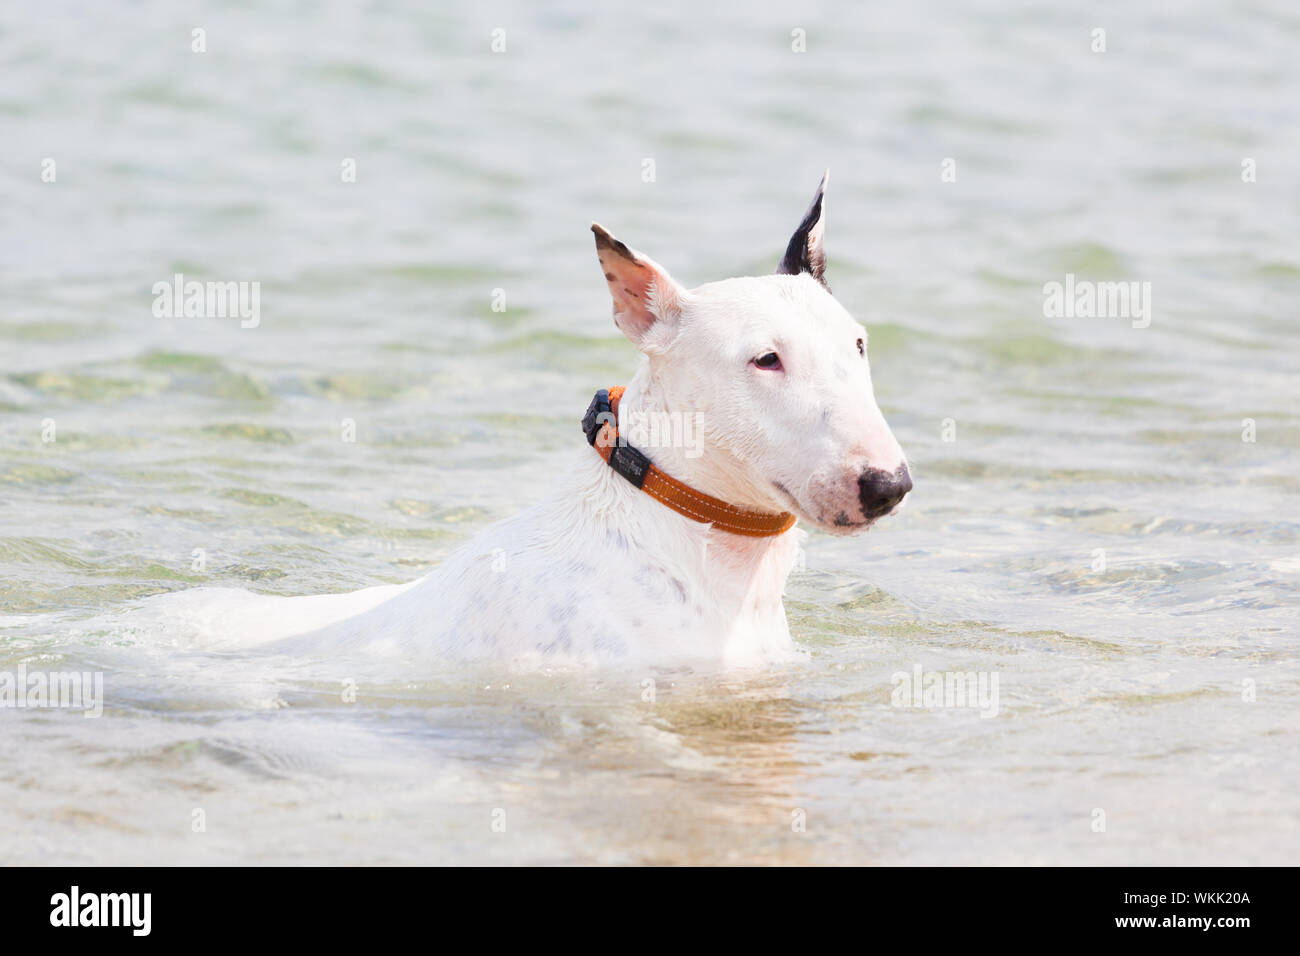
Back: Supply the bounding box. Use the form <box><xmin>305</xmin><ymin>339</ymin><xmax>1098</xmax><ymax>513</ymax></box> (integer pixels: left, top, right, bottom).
<box><xmin>597</xmin><ymin>248</ymin><xmax>659</xmax><ymax>339</ymax></box>
<box><xmin>591</xmin><ymin>223</ymin><xmax>683</xmax><ymax>345</ymax></box>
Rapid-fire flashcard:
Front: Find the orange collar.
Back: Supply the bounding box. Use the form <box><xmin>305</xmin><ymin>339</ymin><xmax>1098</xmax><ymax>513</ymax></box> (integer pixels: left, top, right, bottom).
<box><xmin>582</xmin><ymin>387</ymin><xmax>797</xmax><ymax>538</ymax></box>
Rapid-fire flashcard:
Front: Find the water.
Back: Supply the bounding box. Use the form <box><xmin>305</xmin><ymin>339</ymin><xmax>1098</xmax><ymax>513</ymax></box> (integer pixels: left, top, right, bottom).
<box><xmin>3</xmin><ymin>0</ymin><xmax>1298</xmax><ymax>864</ymax></box>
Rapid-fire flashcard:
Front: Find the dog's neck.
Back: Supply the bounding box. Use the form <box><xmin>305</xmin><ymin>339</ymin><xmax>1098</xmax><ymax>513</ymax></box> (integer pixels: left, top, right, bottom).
<box><xmin>566</xmin><ymin>446</ymin><xmax>800</xmax><ymax>600</ymax></box>
<box><xmin>562</xmin><ymin>366</ymin><xmax>802</xmax><ymax>602</ymax></box>
<box><xmin>615</xmin><ymin>364</ymin><xmax>793</xmax><ymax>517</ymax></box>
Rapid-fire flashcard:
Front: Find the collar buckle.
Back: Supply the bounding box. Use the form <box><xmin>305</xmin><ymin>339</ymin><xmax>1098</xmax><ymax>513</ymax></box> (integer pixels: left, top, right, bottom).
<box><xmin>581</xmin><ymin>389</ymin><xmax>611</xmax><ymax>447</ymax></box>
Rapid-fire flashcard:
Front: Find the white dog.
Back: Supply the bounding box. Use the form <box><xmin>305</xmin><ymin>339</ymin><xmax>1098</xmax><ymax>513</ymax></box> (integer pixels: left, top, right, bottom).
<box><xmin>143</xmin><ymin>173</ymin><xmax>911</xmax><ymax>668</ymax></box>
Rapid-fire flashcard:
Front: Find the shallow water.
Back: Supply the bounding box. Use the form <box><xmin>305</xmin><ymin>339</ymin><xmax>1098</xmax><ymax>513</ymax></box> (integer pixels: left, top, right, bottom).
<box><xmin>2</xmin><ymin>0</ymin><xmax>1298</xmax><ymax>864</ymax></box>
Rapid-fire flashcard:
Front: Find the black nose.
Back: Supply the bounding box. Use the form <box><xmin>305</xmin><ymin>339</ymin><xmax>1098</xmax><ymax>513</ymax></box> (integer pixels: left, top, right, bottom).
<box><xmin>859</xmin><ymin>465</ymin><xmax>912</xmax><ymax>518</ymax></box>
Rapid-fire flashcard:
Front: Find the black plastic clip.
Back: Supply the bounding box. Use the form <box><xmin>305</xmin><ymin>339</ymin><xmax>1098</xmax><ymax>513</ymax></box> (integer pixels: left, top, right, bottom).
<box><xmin>581</xmin><ymin>388</ymin><xmax>651</xmax><ymax>489</ymax></box>
<box><xmin>582</xmin><ymin>389</ymin><xmax>611</xmax><ymax>447</ymax></box>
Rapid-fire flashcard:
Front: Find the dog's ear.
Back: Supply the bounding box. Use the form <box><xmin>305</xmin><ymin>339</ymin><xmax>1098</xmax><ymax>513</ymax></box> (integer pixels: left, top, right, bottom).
<box><xmin>591</xmin><ymin>223</ymin><xmax>686</xmax><ymax>350</ymax></box>
<box><xmin>776</xmin><ymin>169</ymin><xmax>829</xmax><ymax>289</ymax></box>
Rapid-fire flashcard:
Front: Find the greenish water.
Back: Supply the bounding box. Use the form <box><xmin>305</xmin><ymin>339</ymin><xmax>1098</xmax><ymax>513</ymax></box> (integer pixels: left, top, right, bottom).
<box><xmin>1</xmin><ymin>0</ymin><xmax>1298</xmax><ymax>865</ymax></box>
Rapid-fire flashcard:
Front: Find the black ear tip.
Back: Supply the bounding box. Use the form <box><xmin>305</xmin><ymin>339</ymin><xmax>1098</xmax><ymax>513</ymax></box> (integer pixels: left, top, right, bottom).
<box><xmin>591</xmin><ymin>222</ymin><xmax>619</xmax><ymax>253</ymax></box>
<box><xmin>810</xmin><ymin>169</ymin><xmax>829</xmax><ymax>212</ymax></box>
<box><xmin>775</xmin><ymin>173</ymin><xmax>831</xmax><ymax>284</ymax></box>
<box><xmin>591</xmin><ymin>223</ymin><xmax>641</xmax><ymax>263</ymax></box>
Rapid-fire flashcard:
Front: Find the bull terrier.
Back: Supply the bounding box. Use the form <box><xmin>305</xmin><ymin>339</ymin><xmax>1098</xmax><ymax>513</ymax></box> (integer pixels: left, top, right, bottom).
<box><xmin>151</xmin><ymin>172</ymin><xmax>912</xmax><ymax>668</ymax></box>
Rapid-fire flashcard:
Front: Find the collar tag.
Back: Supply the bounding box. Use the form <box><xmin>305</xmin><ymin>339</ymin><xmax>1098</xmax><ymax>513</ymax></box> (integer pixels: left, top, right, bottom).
<box><xmin>608</xmin><ymin>443</ymin><xmax>650</xmax><ymax>489</ymax></box>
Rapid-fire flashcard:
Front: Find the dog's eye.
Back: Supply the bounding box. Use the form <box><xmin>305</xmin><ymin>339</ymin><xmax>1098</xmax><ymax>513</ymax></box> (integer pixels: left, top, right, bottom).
<box><xmin>753</xmin><ymin>352</ymin><xmax>782</xmax><ymax>371</ymax></box>
<box><xmin>856</xmin><ymin>338</ymin><xmax>865</xmax><ymax>357</ymax></box>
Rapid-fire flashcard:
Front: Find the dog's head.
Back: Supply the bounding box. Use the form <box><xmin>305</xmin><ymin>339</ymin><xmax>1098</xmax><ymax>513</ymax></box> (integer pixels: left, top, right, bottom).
<box><xmin>591</xmin><ymin>171</ymin><xmax>910</xmax><ymax>535</ymax></box>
